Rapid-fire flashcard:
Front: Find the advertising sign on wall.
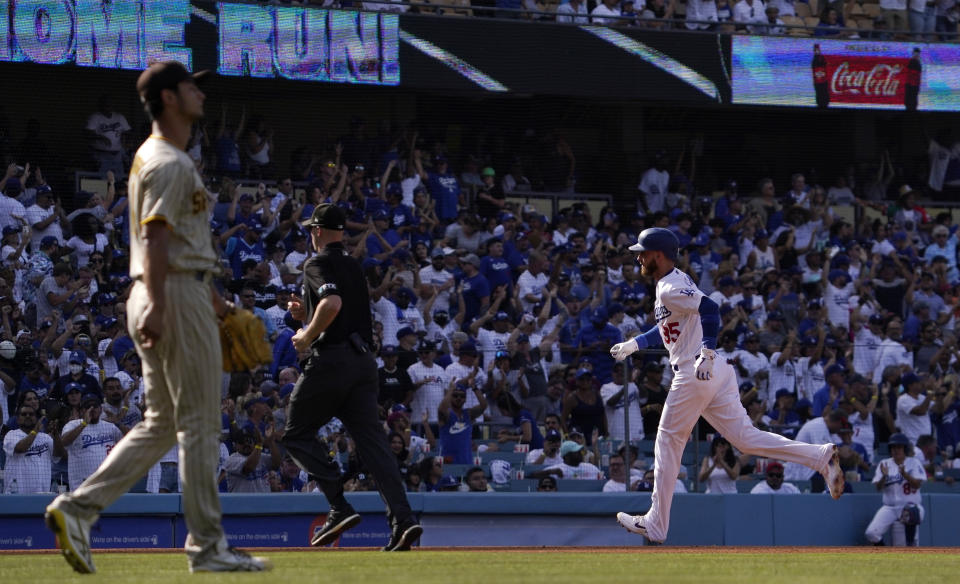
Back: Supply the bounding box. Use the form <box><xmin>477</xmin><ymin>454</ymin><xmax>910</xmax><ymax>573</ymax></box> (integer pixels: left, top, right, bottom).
<box><xmin>732</xmin><ymin>36</ymin><xmax>960</xmax><ymax>111</ymax></box>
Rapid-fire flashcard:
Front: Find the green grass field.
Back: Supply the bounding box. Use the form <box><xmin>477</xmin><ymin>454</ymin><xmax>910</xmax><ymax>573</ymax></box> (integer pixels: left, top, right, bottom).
<box><xmin>3</xmin><ymin>549</ymin><xmax>959</xmax><ymax>584</ymax></box>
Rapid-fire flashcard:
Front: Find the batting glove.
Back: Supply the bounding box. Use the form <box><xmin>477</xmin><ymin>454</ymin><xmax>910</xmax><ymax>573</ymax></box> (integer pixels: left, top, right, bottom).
<box><xmin>610</xmin><ymin>338</ymin><xmax>639</xmax><ymax>361</ymax></box>
<box><xmin>695</xmin><ymin>348</ymin><xmax>716</xmax><ymax>381</ymax></box>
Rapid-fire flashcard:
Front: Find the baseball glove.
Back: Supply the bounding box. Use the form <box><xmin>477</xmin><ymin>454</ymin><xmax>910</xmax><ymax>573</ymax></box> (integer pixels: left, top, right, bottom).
<box><xmin>900</xmin><ymin>503</ymin><xmax>922</xmax><ymax>526</ymax></box>
<box><xmin>219</xmin><ymin>307</ymin><xmax>273</xmax><ymax>372</ymax></box>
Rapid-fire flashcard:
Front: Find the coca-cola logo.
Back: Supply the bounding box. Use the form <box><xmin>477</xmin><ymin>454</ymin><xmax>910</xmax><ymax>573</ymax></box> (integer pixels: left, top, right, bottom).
<box><xmin>825</xmin><ymin>55</ymin><xmax>908</xmax><ymax>105</ymax></box>
<box><xmin>830</xmin><ymin>62</ymin><xmax>902</xmax><ymax>97</ymax></box>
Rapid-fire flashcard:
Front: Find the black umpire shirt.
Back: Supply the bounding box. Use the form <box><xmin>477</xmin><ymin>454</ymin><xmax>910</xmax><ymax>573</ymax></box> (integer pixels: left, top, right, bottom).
<box><xmin>301</xmin><ymin>241</ymin><xmax>373</xmax><ymax>348</ymax></box>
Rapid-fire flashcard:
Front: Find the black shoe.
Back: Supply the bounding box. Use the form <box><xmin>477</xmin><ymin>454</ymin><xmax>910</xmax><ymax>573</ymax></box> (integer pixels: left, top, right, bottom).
<box><xmin>311</xmin><ymin>508</ymin><xmax>362</xmax><ymax>547</ymax></box>
<box><xmin>381</xmin><ymin>522</ymin><xmax>423</xmax><ymax>551</ymax></box>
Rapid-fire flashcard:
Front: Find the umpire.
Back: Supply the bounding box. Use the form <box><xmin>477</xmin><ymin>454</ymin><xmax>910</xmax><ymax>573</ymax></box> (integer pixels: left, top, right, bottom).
<box><xmin>284</xmin><ymin>203</ymin><xmax>422</xmax><ymax>551</ymax></box>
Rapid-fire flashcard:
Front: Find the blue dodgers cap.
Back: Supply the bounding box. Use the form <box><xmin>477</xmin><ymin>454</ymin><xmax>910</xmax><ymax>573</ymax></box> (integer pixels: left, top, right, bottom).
<box><xmin>391</xmin><ymin>403</ymin><xmax>410</xmax><ymax>413</ymax></box>
<box><xmin>892</xmin><ymin>231</ymin><xmax>908</xmax><ymax>242</ymax></box>
<box><xmin>40</xmin><ymin>235</ymin><xmax>59</xmax><ymax>248</ymax></box>
<box><xmin>69</xmin><ymin>350</ymin><xmax>86</xmax><ymax>364</ymax></box>
<box><xmin>775</xmin><ymin>388</ymin><xmax>794</xmax><ymax>400</ymax></box>
<box><xmin>694</xmin><ymin>232</ymin><xmax>711</xmax><ymax>247</ymax></box>
<box><xmin>278</xmin><ymin>383</ymin><xmax>295</xmax><ymax>399</ymax></box>
<box><xmin>795</xmin><ymin>398</ymin><xmax>813</xmax><ymax>411</ymax></box>
<box><xmin>575</xmin><ymin>368</ymin><xmax>593</xmax><ymax>379</ymax></box>
<box><xmin>719</xmin><ymin>276</ymin><xmax>736</xmax><ymax>287</ymax></box>
<box><xmin>459</xmin><ymin>341</ymin><xmax>478</xmax><ymax>355</ymax></box>
<box><xmin>395</xmin><ymin>326</ymin><xmax>416</xmax><ymax>340</ymax></box>
<box><xmin>65</xmin><ymin>382</ymin><xmax>84</xmax><ymax>394</ymax></box>
<box><xmin>591</xmin><ymin>306</ymin><xmax>608</xmax><ymax>323</ymax></box>
<box><xmin>516</xmin><ymin>334</ymin><xmax>530</xmax><ymax>344</ymax></box>
<box><xmin>755</xmin><ymin>229</ymin><xmax>769</xmax><ymax>240</ymax></box>
<box><xmin>380</xmin><ymin>344</ymin><xmax>398</xmax><ymax>356</ymax></box>
<box><xmin>438</xmin><ymin>475</ymin><xmax>460</xmax><ymax>488</ymax></box>
<box><xmin>560</xmin><ymin>440</ymin><xmax>583</xmax><ymax>456</ymax></box>
<box><xmin>545</xmin><ymin>429</ymin><xmax>562</xmax><ymax>442</ymax></box>
<box><xmin>373</xmin><ymin>208</ymin><xmax>390</xmax><ymax>221</ymax></box>
<box><xmin>828</xmin><ymin>269</ymin><xmax>849</xmax><ymax>282</ymax></box>
<box><xmin>493</xmin><ymin>311</ymin><xmax>510</xmax><ymax>322</ymax></box>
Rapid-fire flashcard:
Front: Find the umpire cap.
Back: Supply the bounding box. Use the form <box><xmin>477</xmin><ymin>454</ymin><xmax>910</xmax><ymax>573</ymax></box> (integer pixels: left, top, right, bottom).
<box><xmin>628</xmin><ymin>228</ymin><xmax>679</xmax><ymax>261</ymax></box>
<box><xmin>302</xmin><ymin>203</ymin><xmax>346</xmax><ymax>230</ymax></box>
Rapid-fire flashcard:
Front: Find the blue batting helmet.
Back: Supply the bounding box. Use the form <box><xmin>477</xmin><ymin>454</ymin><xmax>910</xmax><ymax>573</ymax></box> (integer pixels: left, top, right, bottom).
<box><xmin>628</xmin><ymin>228</ymin><xmax>679</xmax><ymax>261</ymax></box>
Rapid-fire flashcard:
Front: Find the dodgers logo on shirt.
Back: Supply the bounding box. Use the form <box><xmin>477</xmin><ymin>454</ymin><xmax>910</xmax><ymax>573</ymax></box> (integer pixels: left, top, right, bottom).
<box><xmin>654</xmin><ymin>304</ymin><xmax>672</xmax><ymax>323</ymax></box>
<box><xmin>679</xmin><ymin>289</ymin><xmax>695</xmax><ymax>297</ymax></box>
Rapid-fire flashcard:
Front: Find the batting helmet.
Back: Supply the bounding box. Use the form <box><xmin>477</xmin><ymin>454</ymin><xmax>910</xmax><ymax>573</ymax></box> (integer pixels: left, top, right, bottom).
<box><xmin>628</xmin><ymin>228</ymin><xmax>679</xmax><ymax>261</ymax></box>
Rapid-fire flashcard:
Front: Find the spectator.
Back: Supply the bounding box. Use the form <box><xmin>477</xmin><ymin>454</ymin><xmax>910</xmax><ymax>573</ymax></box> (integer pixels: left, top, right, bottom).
<box><xmin>60</xmin><ymin>393</ymin><xmax>121</xmax><ymax>491</ymax></box>
<box><xmin>932</xmin><ymin>379</ymin><xmax>959</xmax><ymax>457</ymax></box>
<box><xmin>2</xmin><ymin>404</ymin><xmax>63</xmax><ymax>493</ymax></box>
<box><xmin>526</xmin><ymin>428</ymin><xmax>564</xmax><ymax>466</ymax></box>
<box><xmin>224</xmin><ymin>425</ymin><xmax>281</xmax><ymax>493</ymax></box>
<box><xmin>556</xmin><ymin>0</ymin><xmax>590</xmax><ymax>22</ymax></box>
<box><xmin>602</xmin><ymin>453</ymin><xmax>639</xmax><ymax>492</ymax></box>
<box><xmin>896</xmin><ymin>373</ymin><xmax>934</xmax><ymax>445</ymax></box>
<box><xmin>562</xmin><ymin>368</ymin><xmax>607</xmax><ymax>444</ymax></box>
<box><xmin>749</xmin><ymin>461</ymin><xmax>800</xmax><ymax>494</ymax></box>
<box><xmin>600</xmin><ymin>362</ymin><xmax>644</xmax><ymax>441</ymax></box>
<box><xmin>458</xmin><ymin>254</ymin><xmax>491</xmax><ymax>325</ymax></box>
<box><xmin>379</xmin><ymin>345</ymin><xmax>413</xmax><ymax>410</ymax></box>
<box><xmin>686</xmin><ymin>0</ymin><xmax>720</xmax><ymax>29</ymax></box>
<box><xmin>880</xmin><ymin>0</ymin><xmax>910</xmax><ymax>34</ymax></box>
<box><xmin>591</xmin><ymin>0</ymin><xmax>623</xmax><ymax>24</ymax></box>
<box><xmin>637</xmin><ymin>152</ymin><xmax>669</xmax><ymax>215</ymax></box>
<box><xmin>698</xmin><ymin>435</ymin><xmax>740</xmax><ymax>493</ymax></box>
<box><xmin>536</xmin><ymin>476</ymin><xmax>558</xmax><ymax>492</ymax></box>
<box><xmin>437</xmin><ymin>382</ymin><xmax>487</xmax><ymax>464</ymax></box>
<box><xmin>874</xmin><ymin>320</ymin><xmax>913</xmax><ymax>385</ymax></box>
<box><xmin>733</xmin><ymin>0</ymin><xmax>767</xmax><ymax>31</ymax></box>
<box><xmin>537</xmin><ymin>440</ymin><xmax>603</xmax><ymax>479</ymax></box>
<box><xmin>814</xmin><ymin>8</ymin><xmax>845</xmax><ymax>36</ymax></box>
<box><xmin>26</xmin><ymin>185</ymin><xmax>65</xmax><ymax>249</ymax></box>
<box><xmin>784</xmin><ymin>410</ymin><xmax>845</xmax><ymax>481</ymax></box>
<box><xmin>812</xmin><ymin>364</ymin><xmax>847</xmax><ymax>417</ymax></box>
<box><xmin>462</xmin><ymin>466</ymin><xmax>493</xmax><ymax>492</ymax></box>
<box><xmin>407</xmin><ymin>340</ymin><xmax>447</xmax><ymax>430</ymax></box>
<box><xmin>84</xmin><ymin>95</ymin><xmax>130</xmax><ymax>176</ymax></box>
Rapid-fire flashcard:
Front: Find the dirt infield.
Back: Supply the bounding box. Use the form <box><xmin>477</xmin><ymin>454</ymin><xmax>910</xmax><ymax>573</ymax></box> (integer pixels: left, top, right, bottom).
<box><xmin>4</xmin><ymin>546</ymin><xmax>957</xmax><ymax>555</ymax></box>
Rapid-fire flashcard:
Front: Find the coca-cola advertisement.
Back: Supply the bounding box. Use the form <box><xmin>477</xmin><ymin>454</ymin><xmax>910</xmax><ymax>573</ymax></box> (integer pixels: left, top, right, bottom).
<box><xmin>732</xmin><ymin>37</ymin><xmax>960</xmax><ymax>112</ymax></box>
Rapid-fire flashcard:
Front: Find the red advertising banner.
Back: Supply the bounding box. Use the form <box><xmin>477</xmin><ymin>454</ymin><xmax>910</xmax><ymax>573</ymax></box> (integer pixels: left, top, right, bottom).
<box><xmin>825</xmin><ymin>55</ymin><xmax>908</xmax><ymax>105</ymax></box>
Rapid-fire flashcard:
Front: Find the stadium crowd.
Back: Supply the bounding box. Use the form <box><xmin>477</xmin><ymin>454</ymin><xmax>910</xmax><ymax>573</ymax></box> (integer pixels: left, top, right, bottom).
<box><xmin>276</xmin><ymin>0</ymin><xmax>960</xmax><ymax>40</ymax></box>
<box><xmin>1</xmin><ymin>102</ymin><xmax>960</xmax><ymax>500</ymax></box>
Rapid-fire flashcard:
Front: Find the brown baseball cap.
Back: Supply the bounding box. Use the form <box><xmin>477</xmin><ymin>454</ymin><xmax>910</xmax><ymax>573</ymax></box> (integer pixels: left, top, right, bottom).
<box><xmin>136</xmin><ymin>61</ymin><xmax>211</xmax><ymax>103</ymax></box>
<box><xmin>302</xmin><ymin>203</ymin><xmax>346</xmax><ymax>231</ymax></box>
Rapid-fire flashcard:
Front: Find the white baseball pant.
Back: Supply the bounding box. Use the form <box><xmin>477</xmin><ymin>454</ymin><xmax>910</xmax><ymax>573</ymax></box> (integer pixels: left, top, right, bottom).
<box><xmin>865</xmin><ymin>504</ymin><xmax>924</xmax><ymax>546</ymax></box>
<box><xmin>644</xmin><ymin>360</ymin><xmax>835</xmax><ymax>542</ymax></box>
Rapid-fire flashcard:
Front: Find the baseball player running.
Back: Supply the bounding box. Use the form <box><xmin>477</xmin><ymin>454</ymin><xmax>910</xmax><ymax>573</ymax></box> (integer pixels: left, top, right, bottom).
<box><xmin>44</xmin><ymin>62</ymin><xmax>269</xmax><ymax>573</ymax></box>
<box><xmin>611</xmin><ymin>228</ymin><xmax>844</xmax><ymax>543</ymax></box>
<box><xmin>865</xmin><ymin>433</ymin><xmax>925</xmax><ymax>546</ymax></box>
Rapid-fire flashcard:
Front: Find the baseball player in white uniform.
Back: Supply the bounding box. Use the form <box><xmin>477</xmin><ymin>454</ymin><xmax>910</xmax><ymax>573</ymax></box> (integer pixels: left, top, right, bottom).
<box><xmin>44</xmin><ymin>62</ymin><xmax>269</xmax><ymax>574</ymax></box>
<box><xmin>612</xmin><ymin>228</ymin><xmax>844</xmax><ymax>543</ymax></box>
<box><xmin>865</xmin><ymin>433</ymin><xmax>925</xmax><ymax>546</ymax></box>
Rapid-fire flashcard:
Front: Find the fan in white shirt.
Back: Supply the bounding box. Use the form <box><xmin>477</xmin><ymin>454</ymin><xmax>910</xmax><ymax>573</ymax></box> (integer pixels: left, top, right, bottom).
<box><xmin>407</xmin><ymin>342</ymin><xmax>448</xmax><ymax>424</ymax></box>
<box><xmin>541</xmin><ymin>441</ymin><xmax>603</xmax><ymax>479</ymax></box>
<box><xmin>591</xmin><ymin>0</ymin><xmax>623</xmax><ymax>24</ymax></box>
<box><xmin>749</xmin><ymin>462</ymin><xmax>801</xmax><ymax>494</ymax></box>
<box><xmin>896</xmin><ymin>373</ymin><xmax>934</xmax><ymax>446</ymax></box>
<box><xmin>783</xmin><ymin>412</ymin><xmax>844</xmax><ymax>480</ymax></box>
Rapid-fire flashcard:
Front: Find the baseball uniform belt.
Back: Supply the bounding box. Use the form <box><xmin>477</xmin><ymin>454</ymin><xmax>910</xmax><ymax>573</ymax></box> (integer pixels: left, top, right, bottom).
<box><xmin>133</xmin><ymin>270</ymin><xmax>212</xmax><ymax>283</ymax></box>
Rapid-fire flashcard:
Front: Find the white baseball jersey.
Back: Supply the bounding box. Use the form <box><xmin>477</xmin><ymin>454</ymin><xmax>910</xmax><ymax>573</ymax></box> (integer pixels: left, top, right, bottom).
<box><xmin>419</xmin><ymin>265</ymin><xmax>455</xmax><ymax>313</ymax></box>
<box><xmin>407</xmin><ymin>361</ymin><xmax>447</xmax><ymax>423</ymax></box>
<box><xmin>517</xmin><ymin>270</ymin><xmax>549</xmax><ymax>312</ymax></box>
<box><xmin>749</xmin><ymin>480</ymin><xmax>801</xmax><ymax>494</ymax></box>
<box><xmin>478</xmin><ymin>328</ymin><xmax>511</xmax><ymax>369</ymax></box>
<box><xmin>873</xmin><ymin>456</ymin><xmax>924</xmax><ymax>506</ymax></box>
<box><xmin>654</xmin><ymin>268</ymin><xmax>706</xmax><ymax>366</ymax></box>
<box><xmin>63</xmin><ymin>420</ymin><xmax>122</xmax><ymax>490</ymax></box>
<box><xmin>851</xmin><ymin>410</ymin><xmax>875</xmax><ymax>462</ymax></box>
<box><xmin>896</xmin><ymin>394</ymin><xmax>933</xmax><ymax>445</ymax></box>
<box><xmin>2</xmin><ymin>430</ymin><xmax>58</xmax><ymax>493</ymax></box>
<box><xmin>600</xmin><ymin>381</ymin><xmax>645</xmax><ymax>441</ymax></box>
<box><xmin>853</xmin><ymin>327</ymin><xmax>882</xmax><ymax>378</ymax></box>
<box><xmin>545</xmin><ymin>461</ymin><xmax>603</xmax><ymax>479</ymax></box>
<box><xmin>825</xmin><ymin>281</ymin><xmax>854</xmax><ymax>331</ymax></box>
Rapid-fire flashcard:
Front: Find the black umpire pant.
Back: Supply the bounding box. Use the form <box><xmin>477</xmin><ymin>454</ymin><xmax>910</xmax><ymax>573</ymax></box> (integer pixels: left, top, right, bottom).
<box><xmin>281</xmin><ymin>343</ymin><xmax>414</xmax><ymax>529</ymax></box>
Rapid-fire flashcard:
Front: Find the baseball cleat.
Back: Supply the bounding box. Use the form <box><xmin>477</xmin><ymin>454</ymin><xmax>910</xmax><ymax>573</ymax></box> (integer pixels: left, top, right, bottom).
<box><xmin>382</xmin><ymin>522</ymin><xmax>423</xmax><ymax>551</ymax></box>
<box><xmin>311</xmin><ymin>508</ymin><xmax>362</xmax><ymax>547</ymax></box>
<box><xmin>189</xmin><ymin>546</ymin><xmax>272</xmax><ymax>572</ymax></box>
<box><xmin>824</xmin><ymin>444</ymin><xmax>845</xmax><ymax>500</ymax></box>
<box><xmin>616</xmin><ymin>512</ymin><xmax>663</xmax><ymax>544</ymax></box>
<box><xmin>45</xmin><ymin>500</ymin><xmax>96</xmax><ymax>574</ymax></box>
